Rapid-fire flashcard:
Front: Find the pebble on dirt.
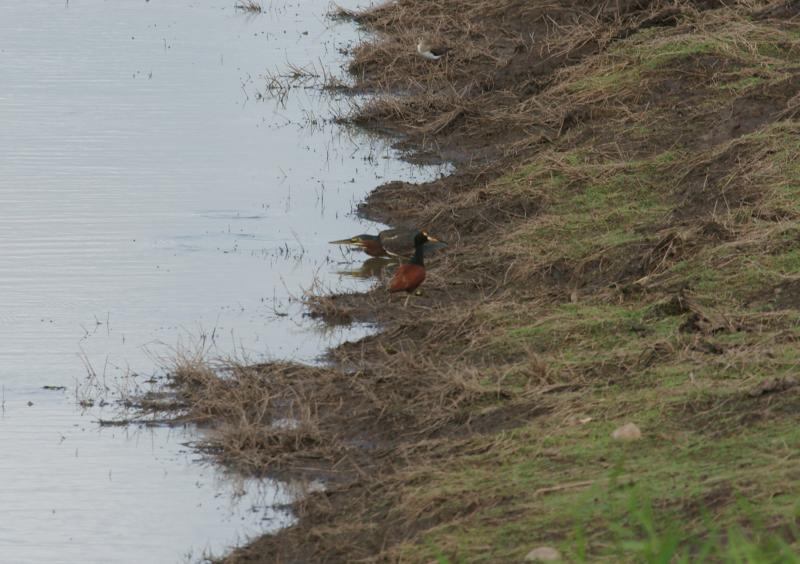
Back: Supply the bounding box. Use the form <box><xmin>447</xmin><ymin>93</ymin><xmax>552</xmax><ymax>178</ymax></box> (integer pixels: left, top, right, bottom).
<box><xmin>524</xmin><ymin>546</ymin><xmax>562</xmax><ymax>562</ymax></box>
<box><xmin>611</xmin><ymin>422</ymin><xmax>642</xmax><ymax>442</ymax></box>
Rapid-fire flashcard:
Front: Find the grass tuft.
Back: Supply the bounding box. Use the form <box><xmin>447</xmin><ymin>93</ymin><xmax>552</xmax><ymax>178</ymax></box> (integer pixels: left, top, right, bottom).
<box><xmin>234</xmin><ymin>0</ymin><xmax>262</xmax><ymax>14</ymax></box>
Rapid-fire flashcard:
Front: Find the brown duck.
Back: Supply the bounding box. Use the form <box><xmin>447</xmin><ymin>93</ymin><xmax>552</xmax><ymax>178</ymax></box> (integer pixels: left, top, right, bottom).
<box><xmin>330</xmin><ymin>228</ymin><xmax>446</xmax><ymax>259</ymax></box>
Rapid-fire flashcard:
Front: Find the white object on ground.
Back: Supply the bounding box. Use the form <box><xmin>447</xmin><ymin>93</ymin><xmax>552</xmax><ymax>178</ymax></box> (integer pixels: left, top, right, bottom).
<box><xmin>611</xmin><ymin>422</ymin><xmax>643</xmax><ymax>442</ymax></box>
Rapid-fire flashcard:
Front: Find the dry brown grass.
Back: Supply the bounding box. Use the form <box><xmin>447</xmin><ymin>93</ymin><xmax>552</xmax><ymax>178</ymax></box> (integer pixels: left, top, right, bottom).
<box><xmin>160</xmin><ymin>354</ymin><xmax>344</xmax><ymax>474</ymax></box>
<box><xmin>146</xmin><ymin>314</ymin><xmax>556</xmax><ymax>477</ymax></box>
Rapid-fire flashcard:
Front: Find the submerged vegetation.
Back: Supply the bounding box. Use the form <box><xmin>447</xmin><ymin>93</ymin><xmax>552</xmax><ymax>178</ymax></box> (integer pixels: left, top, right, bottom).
<box><xmin>234</xmin><ymin>0</ymin><xmax>262</xmax><ymax>14</ymax></box>
<box><xmin>137</xmin><ymin>0</ymin><xmax>800</xmax><ymax>561</ymax></box>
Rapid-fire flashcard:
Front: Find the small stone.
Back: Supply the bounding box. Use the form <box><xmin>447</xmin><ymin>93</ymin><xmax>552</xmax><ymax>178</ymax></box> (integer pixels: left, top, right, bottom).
<box><xmin>611</xmin><ymin>422</ymin><xmax>642</xmax><ymax>442</ymax></box>
<box><xmin>524</xmin><ymin>546</ymin><xmax>561</xmax><ymax>562</ymax></box>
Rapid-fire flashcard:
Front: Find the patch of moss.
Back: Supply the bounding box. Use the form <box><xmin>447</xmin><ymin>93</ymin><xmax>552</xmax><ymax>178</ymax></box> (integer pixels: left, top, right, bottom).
<box><xmin>719</xmin><ymin>75</ymin><xmax>766</xmax><ymax>92</ymax></box>
<box><xmin>503</xmin><ymin>151</ymin><xmax>676</xmax><ymax>261</ymax></box>
<box><xmin>636</xmin><ymin>39</ymin><xmax>721</xmax><ymax>70</ymax></box>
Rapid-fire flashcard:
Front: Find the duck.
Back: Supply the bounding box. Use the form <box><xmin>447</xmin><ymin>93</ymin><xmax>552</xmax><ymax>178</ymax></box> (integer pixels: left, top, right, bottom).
<box><xmin>388</xmin><ymin>231</ymin><xmax>436</xmax><ymax>304</ymax></box>
<box><xmin>330</xmin><ymin>228</ymin><xmax>446</xmax><ymax>259</ymax></box>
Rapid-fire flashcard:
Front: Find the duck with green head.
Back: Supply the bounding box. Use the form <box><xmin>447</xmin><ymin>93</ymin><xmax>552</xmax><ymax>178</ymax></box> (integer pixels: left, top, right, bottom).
<box><xmin>388</xmin><ymin>231</ymin><xmax>437</xmax><ymax>305</ymax></box>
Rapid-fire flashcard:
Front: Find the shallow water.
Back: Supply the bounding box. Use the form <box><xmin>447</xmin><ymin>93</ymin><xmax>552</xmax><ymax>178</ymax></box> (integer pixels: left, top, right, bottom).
<box><xmin>0</xmin><ymin>1</ymin><xmax>440</xmax><ymax>561</ymax></box>
<box><xmin>1</xmin><ymin>389</ymin><xmax>295</xmax><ymax>563</ymax></box>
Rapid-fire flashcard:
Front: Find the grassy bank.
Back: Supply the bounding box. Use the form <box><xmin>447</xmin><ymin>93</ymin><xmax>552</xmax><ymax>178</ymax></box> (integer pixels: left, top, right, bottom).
<box><xmin>149</xmin><ymin>1</ymin><xmax>800</xmax><ymax>561</ymax></box>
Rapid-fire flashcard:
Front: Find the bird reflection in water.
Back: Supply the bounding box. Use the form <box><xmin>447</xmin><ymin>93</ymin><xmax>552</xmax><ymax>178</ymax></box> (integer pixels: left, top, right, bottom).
<box><xmin>336</xmin><ymin>256</ymin><xmax>394</xmax><ymax>279</ymax></box>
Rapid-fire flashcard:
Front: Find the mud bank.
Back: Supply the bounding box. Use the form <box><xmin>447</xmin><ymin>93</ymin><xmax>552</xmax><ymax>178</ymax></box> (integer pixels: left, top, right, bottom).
<box><xmin>163</xmin><ymin>1</ymin><xmax>800</xmax><ymax>561</ymax></box>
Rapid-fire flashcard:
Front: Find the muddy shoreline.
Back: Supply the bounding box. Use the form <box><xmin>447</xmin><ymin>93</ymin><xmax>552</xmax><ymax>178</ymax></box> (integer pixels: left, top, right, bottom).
<box><xmin>160</xmin><ymin>1</ymin><xmax>800</xmax><ymax>561</ymax></box>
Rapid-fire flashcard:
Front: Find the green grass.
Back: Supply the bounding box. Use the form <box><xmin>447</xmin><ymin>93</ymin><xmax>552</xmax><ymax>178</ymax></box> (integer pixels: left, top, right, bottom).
<box><xmin>506</xmin><ymin>151</ymin><xmax>676</xmax><ymax>260</ymax></box>
<box><xmin>507</xmin><ymin>303</ymin><xmax>679</xmax><ymax>351</ymax></box>
<box><xmin>397</xmin><ymin>83</ymin><xmax>800</xmax><ymax>564</ymax></box>
<box><xmin>719</xmin><ymin>76</ymin><xmax>766</xmax><ymax>93</ymax></box>
<box><xmin>384</xmin><ymin>13</ymin><xmax>800</xmax><ymax>564</ymax></box>
<box><xmin>565</xmin><ymin>20</ymin><xmax>799</xmax><ymax>103</ymax></box>
<box><xmin>400</xmin><ymin>415</ymin><xmax>800</xmax><ymax>563</ymax></box>
<box><xmin>633</xmin><ymin>39</ymin><xmax>720</xmax><ymax>70</ymax></box>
